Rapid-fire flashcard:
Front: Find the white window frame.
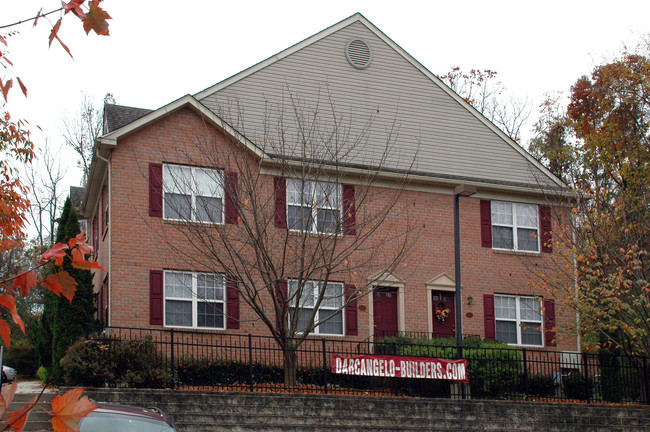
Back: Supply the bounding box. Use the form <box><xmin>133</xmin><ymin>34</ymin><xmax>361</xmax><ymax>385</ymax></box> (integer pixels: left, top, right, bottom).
<box><xmin>288</xmin><ymin>279</ymin><xmax>344</xmax><ymax>336</ymax></box>
<box><xmin>491</xmin><ymin>201</ymin><xmax>540</xmax><ymax>252</ymax></box>
<box><xmin>286</xmin><ymin>179</ymin><xmax>342</xmax><ymax>234</ymax></box>
<box><xmin>163</xmin><ymin>164</ymin><xmax>224</xmax><ymax>224</ymax></box>
<box><xmin>494</xmin><ymin>294</ymin><xmax>543</xmax><ymax>347</ymax></box>
<box><xmin>163</xmin><ymin>270</ymin><xmax>225</xmax><ymax>330</ymax></box>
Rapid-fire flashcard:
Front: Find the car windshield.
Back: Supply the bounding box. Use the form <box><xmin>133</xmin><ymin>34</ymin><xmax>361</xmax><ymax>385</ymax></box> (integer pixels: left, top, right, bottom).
<box><xmin>79</xmin><ymin>412</ymin><xmax>175</xmax><ymax>432</ymax></box>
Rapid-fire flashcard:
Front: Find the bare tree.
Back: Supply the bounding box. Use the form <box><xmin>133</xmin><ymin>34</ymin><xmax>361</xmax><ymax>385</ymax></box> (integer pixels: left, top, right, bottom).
<box><xmin>61</xmin><ymin>93</ymin><xmax>106</xmax><ymax>186</ymax></box>
<box><xmin>440</xmin><ymin>67</ymin><xmax>531</xmax><ymax>143</ymax></box>
<box><xmin>141</xmin><ymin>91</ymin><xmax>418</xmax><ymax>386</ymax></box>
<box><xmin>25</xmin><ymin>142</ymin><xmax>67</xmax><ymax>248</ymax></box>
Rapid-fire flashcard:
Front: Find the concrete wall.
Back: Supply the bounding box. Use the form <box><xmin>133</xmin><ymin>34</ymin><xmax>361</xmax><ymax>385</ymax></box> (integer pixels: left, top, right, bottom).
<box><xmin>72</xmin><ymin>388</ymin><xmax>650</xmax><ymax>432</ymax></box>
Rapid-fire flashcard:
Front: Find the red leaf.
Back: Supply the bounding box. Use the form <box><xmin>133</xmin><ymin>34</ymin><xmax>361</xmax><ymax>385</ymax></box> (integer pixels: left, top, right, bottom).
<box><xmin>63</xmin><ymin>1</ymin><xmax>86</xmax><ymax>20</ymax></box>
<box><xmin>17</xmin><ymin>77</ymin><xmax>27</xmax><ymax>97</ymax></box>
<box><xmin>40</xmin><ymin>243</ymin><xmax>69</xmax><ymax>266</ymax></box>
<box><xmin>0</xmin><ymin>78</ymin><xmax>13</xmax><ymax>101</ymax></box>
<box><xmin>0</xmin><ymin>294</ymin><xmax>25</xmax><ymax>333</ymax></box>
<box><xmin>0</xmin><ymin>381</ymin><xmax>18</xmax><ymax>418</ymax></box>
<box><xmin>51</xmin><ymin>388</ymin><xmax>98</xmax><ymax>432</ymax></box>
<box><xmin>0</xmin><ymin>319</ymin><xmax>11</xmax><ymax>348</ymax></box>
<box><xmin>33</xmin><ymin>8</ymin><xmax>43</xmax><ymax>27</ymax></box>
<box><xmin>13</xmin><ymin>271</ymin><xmax>37</xmax><ymax>297</ymax></box>
<box><xmin>82</xmin><ymin>3</ymin><xmax>111</xmax><ymax>36</ymax></box>
<box><xmin>0</xmin><ymin>35</ymin><xmax>6</xmax><ymax>46</ymax></box>
<box><xmin>48</xmin><ymin>19</ymin><xmax>62</xmax><ymax>47</ymax></box>
<box><xmin>5</xmin><ymin>395</ymin><xmax>37</xmax><ymax>432</ymax></box>
<box><xmin>43</xmin><ymin>272</ymin><xmax>77</xmax><ymax>302</ymax></box>
<box><xmin>1</xmin><ymin>283</ymin><xmax>17</xmax><ymax>295</ymax></box>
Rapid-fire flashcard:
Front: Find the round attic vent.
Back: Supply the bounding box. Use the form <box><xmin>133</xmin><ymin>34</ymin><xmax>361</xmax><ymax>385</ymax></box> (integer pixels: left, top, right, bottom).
<box><xmin>346</xmin><ymin>39</ymin><xmax>372</xmax><ymax>69</ymax></box>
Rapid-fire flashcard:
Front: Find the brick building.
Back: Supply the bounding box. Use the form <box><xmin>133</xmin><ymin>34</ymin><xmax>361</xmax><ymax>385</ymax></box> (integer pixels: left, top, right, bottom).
<box><xmin>78</xmin><ymin>13</ymin><xmax>578</xmax><ymax>353</ymax></box>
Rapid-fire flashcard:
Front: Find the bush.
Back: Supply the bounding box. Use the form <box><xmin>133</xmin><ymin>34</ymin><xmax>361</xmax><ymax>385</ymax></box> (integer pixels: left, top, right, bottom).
<box><xmin>562</xmin><ymin>372</ymin><xmax>594</xmax><ymax>400</ymax></box>
<box><xmin>377</xmin><ymin>336</ymin><xmax>522</xmax><ymax>397</ymax></box>
<box><xmin>519</xmin><ymin>374</ymin><xmax>556</xmax><ymax>397</ymax></box>
<box><xmin>60</xmin><ymin>336</ymin><xmax>172</xmax><ymax>388</ymax></box>
<box><xmin>3</xmin><ymin>339</ymin><xmax>38</xmax><ymax>377</ymax></box>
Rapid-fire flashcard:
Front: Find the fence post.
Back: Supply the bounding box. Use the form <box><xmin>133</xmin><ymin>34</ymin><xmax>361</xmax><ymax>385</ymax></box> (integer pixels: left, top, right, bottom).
<box><xmin>322</xmin><ymin>338</ymin><xmax>328</xmax><ymax>394</ymax></box>
<box><xmin>248</xmin><ymin>334</ymin><xmax>254</xmax><ymax>393</ymax></box>
<box><xmin>643</xmin><ymin>356</ymin><xmax>650</xmax><ymax>405</ymax></box>
<box><xmin>170</xmin><ymin>329</ymin><xmax>175</xmax><ymax>390</ymax></box>
<box><xmin>583</xmin><ymin>351</ymin><xmax>590</xmax><ymax>403</ymax></box>
<box><xmin>522</xmin><ymin>348</ymin><xmax>529</xmax><ymax>401</ymax></box>
<box><xmin>393</xmin><ymin>342</ymin><xmax>399</xmax><ymax>396</ymax></box>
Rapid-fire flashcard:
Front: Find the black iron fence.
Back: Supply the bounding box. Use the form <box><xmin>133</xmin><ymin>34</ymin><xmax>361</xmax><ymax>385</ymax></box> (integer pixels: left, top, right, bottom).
<box><xmin>75</xmin><ymin>326</ymin><xmax>649</xmax><ymax>404</ymax></box>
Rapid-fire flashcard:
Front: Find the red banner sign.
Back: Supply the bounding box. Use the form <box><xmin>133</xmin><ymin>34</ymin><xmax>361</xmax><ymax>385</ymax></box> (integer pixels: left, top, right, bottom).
<box><xmin>332</xmin><ymin>353</ymin><xmax>469</xmax><ymax>383</ymax></box>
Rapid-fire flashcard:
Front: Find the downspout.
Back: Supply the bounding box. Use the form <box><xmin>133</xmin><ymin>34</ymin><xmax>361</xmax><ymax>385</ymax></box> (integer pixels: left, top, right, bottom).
<box><xmin>96</xmin><ymin>151</ymin><xmax>112</xmax><ymax>327</ymax></box>
<box><xmin>573</xmin><ymin>224</ymin><xmax>581</xmax><ymax>352</ymax></box>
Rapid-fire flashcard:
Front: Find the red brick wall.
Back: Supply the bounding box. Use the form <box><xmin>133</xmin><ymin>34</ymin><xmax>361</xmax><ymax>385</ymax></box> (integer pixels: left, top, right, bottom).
<box><xmin>97</xmin><ymin>107</ymin><xmax>578</xmax><ymax>352</ymax></box>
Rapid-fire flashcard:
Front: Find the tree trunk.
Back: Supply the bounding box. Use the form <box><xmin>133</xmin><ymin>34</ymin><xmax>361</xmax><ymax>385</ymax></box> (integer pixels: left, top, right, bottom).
<box><xmin>282</xmin><ymin>342</ymin><xmax>298</xmax><ymax>388</ymax></box>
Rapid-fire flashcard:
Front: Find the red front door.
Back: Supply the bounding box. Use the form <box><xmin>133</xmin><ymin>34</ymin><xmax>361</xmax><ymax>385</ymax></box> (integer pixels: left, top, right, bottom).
<box><xmin>432</xmin><ymin>291</ymin><xmax>455</xmax><ymax>337</ymax></box>
<box><xmin>373</xmin><ymin>287</ymin><xmax>398</xmax><ymax>338</ymax></box>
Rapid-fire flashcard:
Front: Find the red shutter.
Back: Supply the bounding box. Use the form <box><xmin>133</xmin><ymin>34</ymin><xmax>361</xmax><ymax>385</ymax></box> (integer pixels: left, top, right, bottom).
<box><xmin>345</xmin><ymin>284</ymin><xmax>358</xmax><ymax>336</ymax></box>
<box><xmin>540</xmin><ymin>205</ymin><xmax>553</xmax><ymax>253</ymax></box>
<box><xmin>480</xmin><ymin>200</ymin><xmax>492</xmax><ymax>247</ymax></box>
<box><xmin>544</xmin><ymin>299</ymin><xmax>556</xmax><ymax>346</ymax></box>
<box><xmin>275</xmin><ymin>280</ymin><xmax>288</xmax><ymax>331</ymax></box>
<box><xmin>342</xmin><ymin>184</ymin><xmax>356</xmax><ymax>235</ymax></box>
<box><xmin>226</xmin><ymin>275</ymin><xmax>240</xmax><ymax>329</ymax></box>
<box><xmin>149</xmin><ymin>163</ymin><xmax>163</xmax><ymax>217</ymax></box>
<box><xmin>150</xmin><ymin>270</ymin><xmax>164</xmax><ymax>325</ymax></box>
<box><xmin>225</xmin><ymin>171</ymin><xmax>239</xmax><ymax>224</ymax></box>
<box><xmin>483</xmin><ymin>294</ymin><xmax>495</xmax><ymax>340</ymax></box>
<box><xmin>274</xmin><ymin>177</ymin><xmax>287</xmax><ymax>228</ymax></box>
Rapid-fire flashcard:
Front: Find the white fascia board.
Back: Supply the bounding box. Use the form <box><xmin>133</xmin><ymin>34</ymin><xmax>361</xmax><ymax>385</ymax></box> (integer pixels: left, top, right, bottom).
<box><xmin>97</xmin><ymin>94</ymin><xmax>266</xmax><ymax>159</ymax></box>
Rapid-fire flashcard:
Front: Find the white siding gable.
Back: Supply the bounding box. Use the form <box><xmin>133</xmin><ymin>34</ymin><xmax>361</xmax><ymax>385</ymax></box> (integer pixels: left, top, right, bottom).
<box><xmin>198</xmin><ymin>16</ymin><xmax>561</xmax><ymax>191</ymax></box>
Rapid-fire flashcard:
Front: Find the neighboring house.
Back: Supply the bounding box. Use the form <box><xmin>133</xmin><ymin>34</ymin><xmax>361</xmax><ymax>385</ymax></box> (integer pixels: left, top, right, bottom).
<box><xmin>79</xmin><ymin>13</ymin><xmax>577</xmax><ymax>352</ymax></box>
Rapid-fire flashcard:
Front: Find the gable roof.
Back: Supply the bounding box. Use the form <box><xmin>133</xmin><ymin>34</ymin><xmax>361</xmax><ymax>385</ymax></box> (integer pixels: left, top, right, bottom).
<box><xmin>70</xmin><ymin>186</ymin><xmax>86</xmax><ymax>210</ymax></box>
<box><xmin>195</xmin><ymin>13</ymin><xmax>566</xmax><ymax>192</ymax></box>
<box><xmin>103</xmin><ymin>104</ymin><xmax>153</xmax><ymax>133</ymax></box>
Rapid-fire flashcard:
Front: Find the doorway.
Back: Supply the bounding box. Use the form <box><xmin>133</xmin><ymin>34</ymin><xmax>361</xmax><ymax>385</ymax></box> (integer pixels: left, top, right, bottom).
<box><xmin>373</xmin><ymin>287</ymin><xmax>398</xmax><ymax>338</ymax></box>
<box><xmin>432</xmin><ymin>291</ymin><xmax>455</xmax><ymax>337</ymax></box>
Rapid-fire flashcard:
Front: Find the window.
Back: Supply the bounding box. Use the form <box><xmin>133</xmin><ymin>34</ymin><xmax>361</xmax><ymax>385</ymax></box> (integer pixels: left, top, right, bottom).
<box><xmin>287</xmin><ymin>179</ymin><xmax>341</xmax><ymax>234</ymax></box>
<box><xmin>494</xmin><ymin>295</ymin><xmax>543</xmax><ymax>346</ymax></box>
<box><xmin>491</xmin><ymin>201</ymin><xmax>539</xmax><ymax>252</ymax></box>
<box><xmin>164</xmin><ymin>271</ymin><xmax>225</xmax><ymax>329</ymax></box>
<box><xmin>163</xmin><ymin>164</ymin><xmax>223</xmax><ymax>223</ymax></box>
<box><xmin>288</xmin><ymin>279</ymin><xmax>344</xmax><ymax>335</ymax></box>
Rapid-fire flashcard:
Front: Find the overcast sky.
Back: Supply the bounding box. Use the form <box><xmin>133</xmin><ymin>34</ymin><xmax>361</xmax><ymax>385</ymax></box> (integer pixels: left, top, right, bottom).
<box><xmin>4</xmin><ymin>0</ymin><xmax>650</xmax><ymax>191</ymax></box>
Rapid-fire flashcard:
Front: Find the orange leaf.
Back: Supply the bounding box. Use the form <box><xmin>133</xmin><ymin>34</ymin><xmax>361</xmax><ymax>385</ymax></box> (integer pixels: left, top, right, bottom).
<box><xmin>13</xmin><ymin>271</ymin><xmax>37</xmax><ymax>297</ymax></box>
<box><xmin>43</xmin><ymin>272</ymin><xmax>77</xmax><ymax>302</ymax></box>
<box><xmin>40</xmin><ymin>243</ymin><xmax>69</xmax><ymax>266</ymax></box>
<box><xmin>0</xmin><ymin>381</ymin><xmax>18</xmax><ymax>418</ymax></box>
<box><xmin>0</xmin><ymin>319</ymin><xmax>11</xmax><ymax>348</ymax></box>
<box><xmin>51</xmin><ymin>388</ymin><xmax>98</xmax><ymax>432</ymax></box>
<box><xmin>71</xmin><ymin>259</ymin><xmax>104</xmax><ymax>272</ymax></box>
<box><xmin>82</xmin><ymin>3</ymin><xmax>111</xmax><ymax>36</ymax></box>
<box><xmin>5</xmin><ymin>395</ymin><xmax>37</xmax><ymax>432</ymax></box>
